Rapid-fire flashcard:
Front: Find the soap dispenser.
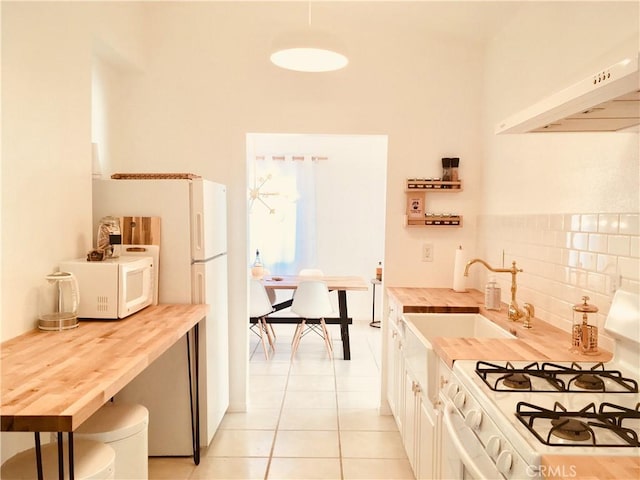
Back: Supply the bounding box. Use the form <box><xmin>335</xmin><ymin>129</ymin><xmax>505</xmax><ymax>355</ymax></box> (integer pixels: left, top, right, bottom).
<box><xmin>484</xmin><ymin>276</ymin><xmax>501</xmax><ymax>310</ymax></box>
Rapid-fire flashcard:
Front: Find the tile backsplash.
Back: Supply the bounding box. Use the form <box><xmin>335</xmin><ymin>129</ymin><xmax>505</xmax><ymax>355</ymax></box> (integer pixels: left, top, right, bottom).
<box><xmin>477</xmin><ymin>213</ymin><xmax>639</xmax><ymax>353</ymax></box>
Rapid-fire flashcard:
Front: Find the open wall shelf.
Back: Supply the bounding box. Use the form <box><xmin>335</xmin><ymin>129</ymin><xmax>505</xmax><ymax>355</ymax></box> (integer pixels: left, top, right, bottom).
<box><xmin>405</xmin><ymin>179</ymin><xmax>463</xmax><ymax>228</ymax></box>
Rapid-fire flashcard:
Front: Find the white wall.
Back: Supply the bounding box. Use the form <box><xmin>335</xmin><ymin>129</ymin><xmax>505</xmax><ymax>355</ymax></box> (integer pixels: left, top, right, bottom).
<box><xmin>1</xmin><ymin>0</ymin><xmax>147</xmax><ymax>461</ymax></box>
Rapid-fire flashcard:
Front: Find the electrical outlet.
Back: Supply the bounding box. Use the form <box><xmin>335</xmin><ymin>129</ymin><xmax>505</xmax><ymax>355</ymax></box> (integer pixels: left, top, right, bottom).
<box><xmin>422</xmin><ymin>243</ymin><xmax>434</xmax><ymax>262</ymax></box>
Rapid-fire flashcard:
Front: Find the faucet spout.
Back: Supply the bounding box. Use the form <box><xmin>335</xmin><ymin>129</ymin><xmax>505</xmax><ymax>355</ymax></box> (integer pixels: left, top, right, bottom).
<box><xmin>464</xmin><ymin>258</ymin><xmax>524</xmax><ymax>322</ymax></box>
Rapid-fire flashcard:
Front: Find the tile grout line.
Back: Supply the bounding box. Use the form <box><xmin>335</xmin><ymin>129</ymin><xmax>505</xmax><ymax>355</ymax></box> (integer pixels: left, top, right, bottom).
<box><xmin>263</xmin><ymin>358</ymin><xmax>294</xmax><ymax>480</ymax></box>
<box><xmin>332</xmin><ymin>356</ymin><xmax>345</xmax><ymax>480</ymax></box>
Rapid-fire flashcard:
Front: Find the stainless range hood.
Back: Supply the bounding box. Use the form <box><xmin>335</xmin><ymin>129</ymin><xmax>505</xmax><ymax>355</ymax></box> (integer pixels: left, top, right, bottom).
<box><xmin>496</xmin><ymin>53</ymin><xmax>640</xmax><ymax>133</ymax></box>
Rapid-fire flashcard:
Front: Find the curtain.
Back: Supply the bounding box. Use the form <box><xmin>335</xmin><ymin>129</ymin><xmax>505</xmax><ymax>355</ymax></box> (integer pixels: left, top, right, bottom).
<box><xmin>249</xmin><ymin>155</ymin><xmax>318</xmax><ymax>275</ymax></box>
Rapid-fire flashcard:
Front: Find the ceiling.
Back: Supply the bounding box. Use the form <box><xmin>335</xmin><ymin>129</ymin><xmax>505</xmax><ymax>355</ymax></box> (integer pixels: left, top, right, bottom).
<box><xmin>248</xmin><ymin>1</ymin><xmax>526</xmax><ymax>44</ymax></box>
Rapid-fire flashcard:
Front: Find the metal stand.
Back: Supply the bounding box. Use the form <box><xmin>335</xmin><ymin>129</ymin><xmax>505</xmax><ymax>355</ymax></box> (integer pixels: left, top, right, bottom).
<box><xmin>369</xmin><ymin>278</ymin><xmax>381</xmax><ymax>328</ymax></box>
<box><xmin>186</xmin><ymin>323</ymin><xmax>201</xmax><ymax>465</ymax></box>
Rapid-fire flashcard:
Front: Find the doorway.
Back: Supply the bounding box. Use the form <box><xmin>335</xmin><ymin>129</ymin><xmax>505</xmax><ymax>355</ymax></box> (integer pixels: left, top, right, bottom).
<box><xmin>246</xmin><ymin>132</ymin><xmax>388</xmax><ymax>322</ymax></box>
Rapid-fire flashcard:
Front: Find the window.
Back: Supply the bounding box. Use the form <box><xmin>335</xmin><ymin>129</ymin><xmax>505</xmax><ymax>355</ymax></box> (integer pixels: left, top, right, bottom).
<box><xmin>249</xmin><ymin>155</ymin><xmax>319</xmax><ymax>274</ymax></box>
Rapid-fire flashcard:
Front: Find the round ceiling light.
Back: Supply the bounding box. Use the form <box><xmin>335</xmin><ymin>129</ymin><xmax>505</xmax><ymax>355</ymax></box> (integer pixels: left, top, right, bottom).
<box><xmin>270</xmin><ymin>30</ymin><xmax>348</xmax><ymax>73</ymax></box>
<box><xmin>270</xmin><ymin>47</ymin><xmax>348</xmax><ymax>73</ymax></box>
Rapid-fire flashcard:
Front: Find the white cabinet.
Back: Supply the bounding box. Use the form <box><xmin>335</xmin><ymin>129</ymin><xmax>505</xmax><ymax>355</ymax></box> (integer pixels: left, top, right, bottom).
<box><xmin>402</xmin><ymin>365</ymin><xmax>439</xmax><ymax>479</ymax></box>
<box><xmin>418</xmin><ymin>390</ymin><xmax>438</xmax><ymax>479</ymax></box>
<box><xmin>386</xmin><ymin>300</ymin><xmax>405</xmax><ymax>430</ymax></box>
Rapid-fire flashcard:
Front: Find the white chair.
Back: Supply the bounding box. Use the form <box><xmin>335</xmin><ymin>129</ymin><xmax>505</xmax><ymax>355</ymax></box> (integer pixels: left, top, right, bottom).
<box><xmin>249</xmin><ymin>278</ymin><xmax>276</xmax><ymax>359</ymax></box>
<box><xmin>290</xmin><ymin>280</ymin><xmax>335</xmax><ymax>359</ymax></box>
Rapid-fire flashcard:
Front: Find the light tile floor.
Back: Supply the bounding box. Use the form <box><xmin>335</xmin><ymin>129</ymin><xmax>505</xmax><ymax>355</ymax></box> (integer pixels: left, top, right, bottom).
<box><xmin>149</xmin><ymin>318</ymin><xmax>413</xmax><ymax>479</ymax></box>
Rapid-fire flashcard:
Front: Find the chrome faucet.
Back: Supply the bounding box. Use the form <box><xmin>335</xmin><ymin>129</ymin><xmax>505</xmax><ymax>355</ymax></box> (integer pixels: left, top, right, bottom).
<box><xmin>464</xmin><ymin>259</ymin><xmax>525</xmax><ymax>322</ymax></box>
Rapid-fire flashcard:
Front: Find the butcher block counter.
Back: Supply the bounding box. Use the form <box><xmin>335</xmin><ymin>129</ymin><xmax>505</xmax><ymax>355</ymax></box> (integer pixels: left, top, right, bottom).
<box><xmin>386</xmin><ymin>287</ymin><xmax>613</xmax><ymax>366</ymax></box>
<box><xmin>1</xmin><ymin>303</ymin><xmax>208</xmax><ymax>433</ymax></box>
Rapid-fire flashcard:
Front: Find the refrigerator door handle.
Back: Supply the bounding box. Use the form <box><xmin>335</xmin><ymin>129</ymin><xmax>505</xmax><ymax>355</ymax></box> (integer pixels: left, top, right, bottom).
<box><xmin>193</xmin><ymin>267</ymin><xmax>205</xmax><ymax>304</ymax></box>
<box><xmin>194</xmin><ymin>212</ymin><xmax>204</xmax><ymax>255</ymax></box>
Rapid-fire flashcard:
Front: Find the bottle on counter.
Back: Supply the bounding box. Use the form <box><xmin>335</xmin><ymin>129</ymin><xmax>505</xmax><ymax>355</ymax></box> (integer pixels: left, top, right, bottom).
<box><xmin>376</xmin><ymin>261</ymin><xmax>383</xmax><ymax>281</ymax></box>
<box><xmin>484</xmin><ymin>276</ymin><xmax>501</xmax><ymax>310</ymax></box>
<box><xmin>251</xmin><ymin>249</ymin><xmax>264</xmax><ymax>279</ymax></box>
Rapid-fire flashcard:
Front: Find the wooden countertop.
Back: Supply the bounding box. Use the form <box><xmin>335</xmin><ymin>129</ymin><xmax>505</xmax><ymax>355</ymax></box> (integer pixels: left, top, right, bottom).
<box><xmin>542</xmin><ymin>456</ymin><xmax>640</xmax><ymax>479</ymax></box>
<box><xmin>387</xmin><ymin>287</ymin><xmax>613</xmax><ymax>367</ymax></box>
<box><xmin>1</xmin><ymin>304</ymin><xmax>208</xmax><ymax>433</ymax></box>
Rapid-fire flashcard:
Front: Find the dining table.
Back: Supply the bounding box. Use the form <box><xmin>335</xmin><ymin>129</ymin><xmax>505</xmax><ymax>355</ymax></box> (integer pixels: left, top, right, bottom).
<box><xmin>253</xmin><ymin>274</ymin><xmax>369</xmax><ymax>360</ymax></box>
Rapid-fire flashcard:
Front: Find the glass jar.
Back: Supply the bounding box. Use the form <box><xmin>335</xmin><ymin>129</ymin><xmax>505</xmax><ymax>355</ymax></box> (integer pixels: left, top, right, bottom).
<box><xmin>97</xmin><ymin>216</ymin><xmax>121</xmax><ymax>258</ymax></box>
<box><xmin>38</xmin><ymin>272</ymin><xmax>80</xmax><ymax>331</ymax></box>
<box><xmin>484</xmin><ymin>277</ymin><xmax>501</xmax><ymax>310</ymax></box>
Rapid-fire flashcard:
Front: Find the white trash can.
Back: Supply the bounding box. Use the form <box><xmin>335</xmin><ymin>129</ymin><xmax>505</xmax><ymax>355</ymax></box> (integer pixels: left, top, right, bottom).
<box><xmin>1</xmin><ymin>438</ymin><xmax>115</xmax><ymax>480</ymax></box>
<box><xmin>75</xmin><ymin>403</ymin><xmax>149</xmax><ymax>480</ymax></box>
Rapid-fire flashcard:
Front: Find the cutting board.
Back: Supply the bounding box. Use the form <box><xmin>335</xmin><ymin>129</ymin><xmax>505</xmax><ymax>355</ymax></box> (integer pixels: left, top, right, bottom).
<box><xmin>119</xmin><ymin>216</ymin><xmax>161</xmax><ymax>246</ymax></box>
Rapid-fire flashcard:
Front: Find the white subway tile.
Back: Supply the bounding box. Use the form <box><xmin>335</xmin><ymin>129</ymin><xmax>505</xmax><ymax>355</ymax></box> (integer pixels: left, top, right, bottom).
<box><xmin>618</xmin><ymin>256</ymin><xmax>640</xmax><ymax>281</ymax></box>
<box><xmin>596</xmin><ymin>254</ymin><xmax>617</xmax><ymax>274</ymax></box>
<box><xmin>608</xmin><ymin>235</ymin><xmax>630</xmax><ymax>256</ymax></box>
<box><xmin>549</xmin><ymin>214</ymin><xmax>564</xmax><ymax>231</ymax></box>
<box><xmin>597</xmin><ymin>214</ymin><xmax>619</xmax><ymax>234</ymax></box>
<box><xmin>588</xmin><ymin>234</ymin><xmax>607</xmax><ymax>253</ymax></box>
<box><xmin>581</xmin><ymin>214</ymin><xmax>598</xmax><ymax>233</ymax></box>
<box><xmin>587</xmin><ymin>272</ymin><xmax>607</xmax><ymax>293</ymax></box>
<box><xmin>620</xmin><ymin>214</ymin><xmax>640</xmax><ymax>235</ymax></box>
<box><xmin>569</xmin><ymin>214</ymin><xmax>581</xmax><ymax>232</ymax></box>
<box><xmin>631</xmin><ymin>237</ymin><xmax>639</xmax><ymax>258</ymax></box>
<box><xmin>572</xmin><ymin>232</ymin><xmax>589</xmax><ymax>250</ymax></box>
<box><xmin>578</xmin><ymin>251</ymin><xmax>597</xmax><ymax>270</ymax></box>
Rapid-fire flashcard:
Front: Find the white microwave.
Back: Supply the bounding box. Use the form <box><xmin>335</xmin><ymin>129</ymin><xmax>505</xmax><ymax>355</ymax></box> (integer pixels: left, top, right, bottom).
<box><xmin>60</xmin><ymin>256</ymin><xmax>154</xmax><ymax>319</ymax></box>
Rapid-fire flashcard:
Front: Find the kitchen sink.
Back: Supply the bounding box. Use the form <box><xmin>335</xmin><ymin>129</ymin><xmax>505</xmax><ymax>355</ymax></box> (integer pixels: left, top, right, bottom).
<box><xmin>404</xmin><ymin>313</ymin><xmax>516</xmax><ymax>341</ymax></box>
<box><xmin>401</xmin><ymin>313</ymin><xmax>515</xmax><ymax>403</ymax></box>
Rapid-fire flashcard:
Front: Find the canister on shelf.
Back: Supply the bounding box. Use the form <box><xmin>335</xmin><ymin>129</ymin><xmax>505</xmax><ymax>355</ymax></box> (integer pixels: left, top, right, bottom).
<box><xmin>572</xmin><ymin>296</ymin><xmax>599</xmax><ymax>354</ymax></box>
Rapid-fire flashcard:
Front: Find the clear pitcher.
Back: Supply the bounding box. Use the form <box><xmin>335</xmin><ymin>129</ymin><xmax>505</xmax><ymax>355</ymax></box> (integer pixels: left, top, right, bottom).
<box><xmin>38</xmin><ymin>271</ymin><xmax>80</xmax><ymax>331</ymax></box>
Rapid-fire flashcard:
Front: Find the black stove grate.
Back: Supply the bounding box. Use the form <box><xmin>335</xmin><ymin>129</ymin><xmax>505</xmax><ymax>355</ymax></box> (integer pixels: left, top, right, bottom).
<box><xmin>515</xmin><ymin>401</ymin><xmax>640</xmax><ymax>447</ymax></box>
<box><xmin>475</xmin><ymin>360</ymin><xmax>638</xmax><ymax>393</ymax></box>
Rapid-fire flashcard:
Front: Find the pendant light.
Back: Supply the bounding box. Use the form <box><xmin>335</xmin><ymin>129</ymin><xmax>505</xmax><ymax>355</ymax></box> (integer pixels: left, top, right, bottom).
<box><xmin>270</xmin><ymin>2</ymin><xmax>348</xmax><ymax>73</ymax></box>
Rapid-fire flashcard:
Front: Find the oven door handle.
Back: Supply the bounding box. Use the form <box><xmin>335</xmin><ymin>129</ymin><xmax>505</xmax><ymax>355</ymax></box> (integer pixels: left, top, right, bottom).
<box><xmin>443</xmin><ymin>402</ymin><xmax>502</xmax><ymax>479</ymax></box>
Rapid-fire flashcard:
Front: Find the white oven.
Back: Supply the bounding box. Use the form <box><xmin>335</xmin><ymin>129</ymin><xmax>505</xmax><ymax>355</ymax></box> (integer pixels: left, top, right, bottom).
<box><xmin>439</xmin><ymin>361</ymin><xmax>532</xmax><ymax>480</ymax></box>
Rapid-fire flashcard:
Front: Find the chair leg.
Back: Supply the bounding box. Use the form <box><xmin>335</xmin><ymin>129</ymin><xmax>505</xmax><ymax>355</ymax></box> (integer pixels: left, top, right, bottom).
<box><xmin>290</xmin><ymin>319</ymin><xmax>306</xmax><ymax>360</ymax></box>
<box><xmin>264</xmin><ymin>320</ymin><xmax>276</xmax><ymax>351</ymax></box>
<box><xmin>320</xmin><ymin>318</ymin><xmax>333</xmax><ymax>357</ymax></box>
<box><xmin>258</xmin><ymin>318</ymin><xmax>270</xmax><ymax>360</ymax></box>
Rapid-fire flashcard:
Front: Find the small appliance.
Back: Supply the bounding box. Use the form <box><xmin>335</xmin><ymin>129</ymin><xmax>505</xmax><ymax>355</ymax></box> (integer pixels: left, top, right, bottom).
<box><xmin>60</xmin><ymin>256</ymin><xmax>154</xmax><ymax>319</ymax></box>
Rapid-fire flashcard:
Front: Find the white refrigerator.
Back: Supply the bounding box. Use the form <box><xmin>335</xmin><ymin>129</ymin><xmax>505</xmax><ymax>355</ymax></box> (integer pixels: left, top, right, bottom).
<box><xmin>92</xmin><ymin>177</ymin><xmax>229</xmax><ymax>455</ymax></box>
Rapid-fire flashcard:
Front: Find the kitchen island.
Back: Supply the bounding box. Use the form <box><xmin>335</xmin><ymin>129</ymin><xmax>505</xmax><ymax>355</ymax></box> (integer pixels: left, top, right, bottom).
<box><xmin>1</xmin><ymin>303</ymin><xmax>208</xmax><ymax>478</ymax></box>
<box><xmin>386</xmin><ymin>287</ymin><xmax>639</xmax><ymax>480</ymax></box>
